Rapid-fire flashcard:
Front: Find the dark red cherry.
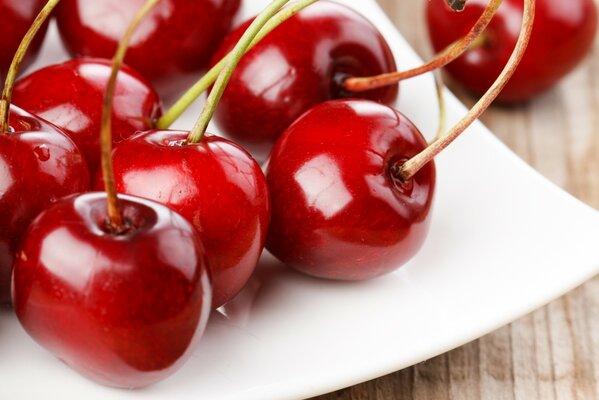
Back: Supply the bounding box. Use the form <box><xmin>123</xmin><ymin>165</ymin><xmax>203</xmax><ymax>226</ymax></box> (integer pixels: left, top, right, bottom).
<box><xmin>13</xmin><ymin>58</ymin><xmax>162</xmax><ymax>175</ymax></box>
<box><xmin>12</xmin><ymin>192</ymin><xmax>211</xmax><ymax>388</ymax></box>
<box><xmin>427</xmin><ymin>0</ymin><xmax>598</xmax><ymax>102</ymax></box>
<box><xmin>55</xmin><ymin>0</ymin><xmax>241</xmax><ymax>97</ymax></box>
<box><xmin>210</xmin><ymin>1</ymin><xmax>398</xmax><ymax>158</ymax></box>
<box><xmin>0</xmin><ymin>105</ymin><xmax>89</xmax><ymax>303</ymax></box>
<box><xmin>95</xmin><ymin>132</ymin><xmax>270</xmax><ymax>308</ymax></box>
<box><xmin>0</xmin><ymin>0</ymin><xmax>48</xmax><ymax>78</ymax></box>
<box><xmin>265</xmin><ymin>99</ymin><xmax>435</xmax><ymax>280</ymax></box>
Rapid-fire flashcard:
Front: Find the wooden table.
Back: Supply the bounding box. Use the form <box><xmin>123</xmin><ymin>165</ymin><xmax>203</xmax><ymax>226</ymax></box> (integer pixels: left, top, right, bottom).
<box><xmin>314</xmin><ymin>1</ymin><xmax>599</xmax><ymax>398</ymax></box>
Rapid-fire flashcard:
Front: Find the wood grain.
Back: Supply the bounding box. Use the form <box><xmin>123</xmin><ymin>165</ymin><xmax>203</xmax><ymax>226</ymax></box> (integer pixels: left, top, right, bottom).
<box><xmin>313</xmin><ymin>0</ymin><xmax>599</xmax><ymax>398</ymax></box>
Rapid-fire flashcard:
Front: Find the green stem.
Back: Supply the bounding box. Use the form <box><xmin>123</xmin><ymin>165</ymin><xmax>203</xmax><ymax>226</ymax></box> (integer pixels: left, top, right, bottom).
<box><xmin>158</xmin><ymin>0</ymin><xmax>318</xmax><ymax>130</ymax></box>
<box><xmin>432</xmin><ymin>70</ymin><xmax>447</xmax><ymax>142</ymax></box>
<box><xmin>468</xmin><ymin>31</ymin><xmax>491</xmax><ymax>50</ymax></box>
<box><xmin>101</xmin><ymin>0</ymin><xmax>161</xmax><ymax>232</ymax></box>
<box><xmin>400</xmin><ymin>0</ymin><xmax>535</xmax><ymax>181</ymax></box>
<box><xmin>187</xmin><ymin>0</ymin><xmax>293</xmax><ymax>143</ymax></box>
<box><xmin>0</xmin><ymin>0</ymin><xmax>61</xmax><ymax>134</ymax></box>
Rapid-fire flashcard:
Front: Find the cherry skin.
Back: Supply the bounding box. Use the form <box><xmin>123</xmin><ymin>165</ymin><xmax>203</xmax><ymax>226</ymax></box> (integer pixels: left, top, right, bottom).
<box><xmin>12</xmin><ymin>192</ymin><xmax>212</xmax><ymax>388</ymax></box>
<box><xmin>0</xmin><ymin>0</ymin><xmax>48</xmax><ymax>78</ymax></box>
<box><xmin>95</xmin><ymin>132</ymin><xmax>270</xmax><ymax>308</ymax></box>
<box><xmin>55</xmin><ymin>0</ymin><xmax>241</xmax><ymax>97</ymax></box>
<box><xmin>13</xmin><ymin>58</ymin><xmax>162</xmax><ymax>175</ymax></box>
<box><xmin>426</xmin><ymin>0</ymin><xmax>598</xmax><ymax>102</ymax></box>
<box><xmin>0</xmin><ymin>106</ymin><xmax>90</xmax><ymax>304</ymax></box>
<box><xmin>210</xmin><ymin>1</ymin><xmax>398</xmax><ymax>158</ymax></box>
<box><xmin>265</xmin><ymin>99</ymin><xmax>435</xmax><ymax>280</ymax></box>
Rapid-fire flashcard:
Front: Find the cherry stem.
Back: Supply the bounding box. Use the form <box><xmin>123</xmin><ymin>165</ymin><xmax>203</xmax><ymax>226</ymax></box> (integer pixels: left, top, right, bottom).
<box><xmin>187</xmin><ymin>0</ymin><xmax>295</xmax><ymax>143</ymax></box>
<box><xmin>399</xmin><ymin>0</ymin><xmax>535</xmax><ymax>181</ymax></box>
<box><xmin>0</xmin><ymin>0</ymin><xmax>61</xmax><ymax>134</ymax></box>
<box><xmin>448</xmin><ymin>0</ymin><xmax>467</xmax><ymax>12</ymax></box>
<box><xmin>343</xmin><ymin>0</ymin><xmax>502</xmax><ymax>94</ymax></box>
<box><xmin>101</xmin><ymin>0</ymin><xmax>161</xmax><ymax>232</ymax></box>
<box><xmin>433</xmin><ymin>70</ymin><xmax>447</xmax><ymax>142</ymax></box>
<box><xmin>158</xmin><ymin>0</ymin><xmax>318</xmax><ymax>130</ymax></box>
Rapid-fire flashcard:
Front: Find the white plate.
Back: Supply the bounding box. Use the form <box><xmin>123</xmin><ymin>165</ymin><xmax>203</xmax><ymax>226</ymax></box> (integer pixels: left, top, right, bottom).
<box><xmin>3</xmin><ymin>1</ymin><xmax>599</xmax><ymax>399</ymax></box>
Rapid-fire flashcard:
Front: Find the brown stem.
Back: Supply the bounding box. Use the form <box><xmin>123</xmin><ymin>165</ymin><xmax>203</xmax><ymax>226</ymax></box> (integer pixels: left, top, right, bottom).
<box><xmin>101</xmin><ymin>0</ymin><xmax>160</xmax><ymax>231</ymax></box>
<box><xmin>448</xmin><ymin>0</ymin><xmax>467</xmax><ymax>12</ymax></box>
<box><xmin>343</xmin><ymin>0</ymin><xmax>502</xmax><ymax>93</ymax></box>
<box><xmin>399</xmin><ymin>0</ymin><xmax>535</xmax><ymax>181</ymax></box>
<box><xmin>0</xmin><ymin>0</ymin><xmax>60</xmax><ymax>134</ymax></box>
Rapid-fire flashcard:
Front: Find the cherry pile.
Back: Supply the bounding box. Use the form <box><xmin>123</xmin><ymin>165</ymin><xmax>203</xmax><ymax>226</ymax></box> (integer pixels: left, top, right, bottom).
<box><xmin>0</xmin><ymin>0</ymin><xmax>594</xmax><ymax>390</ymax></box>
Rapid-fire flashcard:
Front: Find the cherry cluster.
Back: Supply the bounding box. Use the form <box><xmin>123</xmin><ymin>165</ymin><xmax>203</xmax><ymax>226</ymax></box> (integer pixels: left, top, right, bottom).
<box><xmin>0</xmin><ymin>0</ymin><xmax>595</xmax><ymax>390</ymax></box>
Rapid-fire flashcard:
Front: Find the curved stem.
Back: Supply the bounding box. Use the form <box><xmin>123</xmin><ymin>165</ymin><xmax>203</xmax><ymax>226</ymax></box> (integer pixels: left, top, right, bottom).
<box><xmin>0</xmin><ymin>0</ymin><xmax>60</xmax><ymax>134</ymax></box>
<box><xmin>433</xmin><ymin>70</ymin><xmax>447</xmax><ymax>142</ymax></box>
<box><xmin>187</xmin><ymin>0</ymin><xmax>293</xmax><ymax>143</ymax></box>
<box><xmin>399</xmin><ymin>0</ymin><xmax>535</xmax><ymax>181</ymax></box>
<box><xmin>158</xmin><ymin>0</ymin><xmax>318</xmax><ymax>130</ymax></box>
<box><xmin>343</xmin><ymin>0</ymin><xmax>502</xmax><ymax>94</ymax></box>
<box><xmin>101</xmin><ymin>0</ymin><xmax>160</xmax><ymax>231</ymax></box>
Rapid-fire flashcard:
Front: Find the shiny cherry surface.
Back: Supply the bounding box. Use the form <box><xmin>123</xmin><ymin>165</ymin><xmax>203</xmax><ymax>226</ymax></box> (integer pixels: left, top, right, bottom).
<box><xmin>427</xmin><ymin>0</ymin><xmax>598</xmax><ymax>102</ymax></box>
<box><xmin>211</xmin><ymin>1</ymin><xmax>398</xmax><ymax>157</ymax></box>
<box><xmin>12</xmin><ymin>192</ymin><xmax>212</xmax><ymax>388</ymax></box>
<box><xmin>55</xmin><ymin>0</ymin><xmax>241</xmax><ymax>97</ymax></box>
<box><xmin>13</xmin><ymin>58</ymin><xmax>162</xmax><ymax>175</ymax></box>
<box><xmin>0</xmin><ymin>0</ymin><xmax>48</xmax><ymax>78</ymax></box>
<box><xmin>97</xmin><ymin>132</ymin><xmax>270</xmax><ymax>308</ymax></box>
<box><xmin>0</xmin><ymin>106</ymin><xmax>89</xmax><ymax>303</ymax></box>
<box><xmin>265</xmin><ymin>99</ymin><xmax>435</xmax><ymax>280</ymax></box>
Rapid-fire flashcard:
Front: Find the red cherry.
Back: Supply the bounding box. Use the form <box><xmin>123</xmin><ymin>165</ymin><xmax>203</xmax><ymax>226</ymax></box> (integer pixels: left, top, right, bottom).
<box><xmin>55</xmin><ymin>0</ymin><xmax>241</xmax><ymax>97</ymax></box>
<box><xmin>13</xmin><ymin>58</ymin><xmax>162</xmax><ymax>175</ymax></box>
<box><xmin>95</xmin><ymin>132</ymin><xmax>270</xmax><ymax>308</ymax></box>
<box><xmin>0</xmin><ymin>105</ymin><xmax>90</xmax><ymax>303</ymax></box>
<box><xmin>265</xmin><ymin>99</ymin><xmax>435</xmax><ymax>280</ymax></box>
<box><xmin>0</xmin><ymin>0</ymin><xmax>48</xmax><ymax>78</ymax></box>
<box><xmin>12</xmin><ymin>192</ymin><xmax>211</xmax><ymax>388</ymax></box>
<box><xmin>426</xmin><ymin>0</ymin><xmax>598</xmax><ymax>102</ymax></box>
<box><xmin>210</xmin><ymin>1</ymin><xmax>398</xmax><ymax>157</ymax></box>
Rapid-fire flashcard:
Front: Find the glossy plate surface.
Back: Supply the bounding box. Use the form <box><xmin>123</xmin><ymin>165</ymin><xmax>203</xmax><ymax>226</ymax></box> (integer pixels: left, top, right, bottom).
<box><xmin>3</xmin><ymin>1</ymin><xmax>599</xmax><ymax>399</ymax></box>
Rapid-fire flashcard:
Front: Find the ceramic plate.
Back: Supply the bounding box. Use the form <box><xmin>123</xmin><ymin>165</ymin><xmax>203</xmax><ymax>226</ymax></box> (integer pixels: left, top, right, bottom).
<box><xmin>3</xmin><ymin>1</ymin><xmax>599</xmax><ymax>399</ymax></box>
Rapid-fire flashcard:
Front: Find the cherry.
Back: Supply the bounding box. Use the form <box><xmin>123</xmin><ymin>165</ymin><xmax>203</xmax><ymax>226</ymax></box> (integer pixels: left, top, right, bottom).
<box><xmin>264</xmin><ymin>99</ymin><xmax>435</xmax><ymax>280</ymax></box>
<box><xmin>98</xmin><ymin>132</ymin><xmax>270</xmax><ymax>308</ymax></box>
<box><xmin>426</xmin><ymin>0</ymin><xmax>598</xmax><ymax>102</ymax></box>
<box><xmin>13</xmin><ymin>58</ymin><xmax>162</xmax><ymax>175</ymax></box>
<box><xmin>209</xmin><ymin>1</ymin><xmax>398</xmax><ymax>157</ymax></box>
<box><xmin>11</xmin><ymin>1</ymin><xmax>212</xmax><ymax>387</ymax></box>
<box><xmin>0</xmin><ymin>106</ymin><xmax>90</xmax><ymax>303</ymax></box>
<box><xmin>12</xmin><ymin>192</ymin><xmax>211</xmax><ymax>388</ymax></box>
<box><xmin>0</xmin><ymin>0</ymin><xmax>48</xmax><ymax>78</ymax></box>
<box><xmin>55</xmin><ymin>0</ymin><xmax>241</xmax><ymax>97</ymax></box>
